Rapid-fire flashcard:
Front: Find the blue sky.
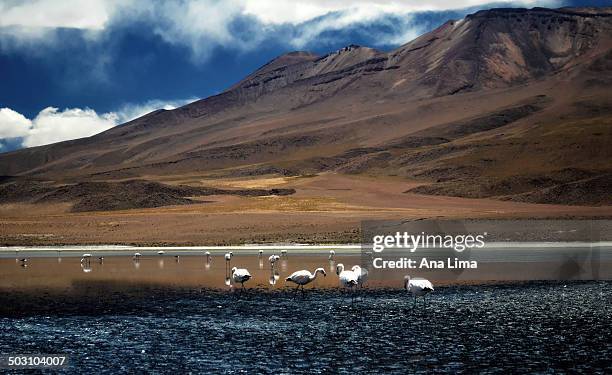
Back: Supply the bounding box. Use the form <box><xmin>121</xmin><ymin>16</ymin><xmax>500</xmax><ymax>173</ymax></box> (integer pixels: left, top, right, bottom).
<box><xmin>0</xmin><ymin>0</ymin><xmax>607</xmax><ymax>152</ymax></box>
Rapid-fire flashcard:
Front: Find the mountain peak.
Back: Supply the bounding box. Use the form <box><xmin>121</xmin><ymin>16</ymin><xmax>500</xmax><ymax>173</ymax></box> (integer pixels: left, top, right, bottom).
<box><xmin>229</xmin><ymin>51</ymin><xmax>319</xmax><ymax>91</ymax></box>
<box><xmin>2</xmin><ymin>6</ymin><xmax>610</xmax><ymax>184</ymax></box>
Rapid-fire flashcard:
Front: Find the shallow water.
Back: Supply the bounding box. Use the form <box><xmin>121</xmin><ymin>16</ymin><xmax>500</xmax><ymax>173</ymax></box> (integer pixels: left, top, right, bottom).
<box><xmin>0</xmin><ymin>282</ymin><xmax>611</xmax><ymax>373</ymax></box>
<box><xmin>2</xmin><ymin>248</ymin><xmax>610</xmax><ymax>293</ymax></box>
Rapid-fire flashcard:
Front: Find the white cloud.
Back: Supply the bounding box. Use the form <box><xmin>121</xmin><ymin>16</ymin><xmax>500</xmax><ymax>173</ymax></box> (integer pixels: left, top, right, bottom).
<box><xmin>22</xmin><ymin>107</ymin><xmax>117</xmax><ymax>147</ymax></box>
<box><xmin>245</xmin><ymin>1</ymin><xmax>440</xmax><ymax>25</ymax></box>
<box><xmin>0</xmin><ymin>97</ymin><xmax>196</xmax><ymax>148</ymax></box>
<box><xmin>0</xmin><ymin>107</ymin><xmax>31</xmax><ymax>138</ymax></box>
<box><xmin>0</xmin><ymin>0</ymin><xmax>561</xmax><ymax>54</ymax></box>
<box><xmin>244</xmin><ymin>0</ymin><xmax>560</xmax><ymax>24</ymax></box>
<box><xmin>0</xmin><ymin>0</ymin><xmax>120</xmax><ymax>29</ymax></box>
<box><xmin>150</xmin><ymin>0</ymin><xmax>522</xmax><ymax>53</ymax></box>
<box><xmin>0</xmin><ymin>0</ymin><xmax>547</xmax><ymax>29</ymax></box>
<box><xmin>149</xmin><ymin>0</ymin><xmax>252</xmax><ymax>61</ymax></box>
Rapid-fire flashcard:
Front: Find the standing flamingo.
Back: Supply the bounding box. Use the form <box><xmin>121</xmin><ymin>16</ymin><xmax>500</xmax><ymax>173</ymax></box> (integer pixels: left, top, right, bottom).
<box><xmin>285</xmin><ymin>268</ymin><xmax>326</xmax><ymax>296</ymax></box>
<box><xmin>351</xmin><ymin>265</ymin><xmax>369</xmax><ymax>288</ymax></box>
<box><xmin>328</xmin><ymin>250</ymin><xmax>335</xmax><ymax>260</ymax></box>
<box><xmin>268</xmin><ymin>254</ymin><xmax>280</xmax><ymax>269</ymax></box>
<box><xmin>231</xmin><ymin>267</ymin><xmax>251</xmax><ymax>290</ymax></box>
<box><xmin>336</xmin><ymin>263</ymin><xmax>358</xmax><ymax>301</ymax></box>
<box><xmin>81</xmin><ymin>253</ymin><xmax>92</xmax><ymax>265</ymax></box>
<box><xmin>224</xmin><ymin>252</ymin><xmax>233</xmax><ymax>284</ymax></box>
<box><xmin>404</xmin><ymin>275</ymin><xmax>434</xmax><ymax>307</ymax></box>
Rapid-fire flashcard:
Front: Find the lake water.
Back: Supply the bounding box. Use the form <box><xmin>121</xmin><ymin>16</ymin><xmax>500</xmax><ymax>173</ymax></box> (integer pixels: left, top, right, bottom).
<box><xmin>0</xmin><ymin>252</ymin><xmax>611</xmax><ymax>373</ymax></box>
<box><xmin>0</xmin><ymin>282</ymin><xmax>610</xmax><ymax>373</ymax></box>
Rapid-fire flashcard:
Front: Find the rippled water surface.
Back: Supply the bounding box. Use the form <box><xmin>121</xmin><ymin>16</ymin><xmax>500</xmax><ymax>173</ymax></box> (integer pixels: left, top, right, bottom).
<box><xmin>1</xmin><ymin>281</ymin><xmax>611</xmax><ymax>373</ymax></box>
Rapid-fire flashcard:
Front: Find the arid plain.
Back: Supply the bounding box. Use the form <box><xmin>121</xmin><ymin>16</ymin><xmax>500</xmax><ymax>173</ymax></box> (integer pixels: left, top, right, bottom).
<box><xmin>1</xmin><ymin>173</ymin><xmax>610</xmax><ymax>245</ymax></box>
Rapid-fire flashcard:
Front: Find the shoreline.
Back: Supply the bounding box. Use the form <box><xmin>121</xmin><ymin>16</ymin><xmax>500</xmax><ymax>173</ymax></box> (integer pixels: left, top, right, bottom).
<box><xmin>1</xmin><ymin>241</ymin><xmax>611</xmax><ymax>257</ymax></box>
<box><xmin>1</xmin><ymin>280</ymin><xmax>609</xmax><ymax>318</ymax></box>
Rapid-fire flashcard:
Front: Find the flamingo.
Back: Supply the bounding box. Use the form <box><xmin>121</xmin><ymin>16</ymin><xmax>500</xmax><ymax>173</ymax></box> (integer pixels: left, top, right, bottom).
<box><xmin>404</xmin><ymin>275</ymin><xmax>434</xmax><ymax>307</ymax></box>
<box><xmin>81</xmin><ymin>253</ymin><xmax>92</xmax><ymax>265</ymax></box>
<box><xmin>205</xmin><ymin>251</ymin><xmax>211</xmax><ymax>261</ymax></box>
<box><xmin>285</xmin><ymin>268</ymin><xmax>326</xmax><ymax>295</ymax></box>
<box><xmin>224</xmin><ymin>252</ymin><xmax>233</xmax><ymax>279</ymax></box>
<box><xmin>351</xmin><ymin>265</ymin><xmax>369</xmax><ymax>288</ymax></box>
<box><xmin>231</xmin><ymin>267</ymin><xmax>251</xmax><ymax>289</ymax></box>
<box><xmin>336</xmin><ymin>263</ymin><xmax>358</xmax><ymax>294</ymax></box>
<box><xmin>328</xmin><ymin>250</ymin><xmax>335</xmax><ymax>260</ymax></box>
<box><xmin>80</xmin><ymin>254</ymin><xmax>92</xmax><ymax>271</ymax></box>
<box><xmin>268</xmin><ymin>254</ymin><xmax>280</xmax><ymax>269</ymax></box>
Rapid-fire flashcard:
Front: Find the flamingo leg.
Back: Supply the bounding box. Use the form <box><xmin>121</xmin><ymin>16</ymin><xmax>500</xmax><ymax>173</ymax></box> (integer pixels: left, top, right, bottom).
<box><xmin>292</xmin><ymin>284</ymin><xmax>300</xmax><ymax>299</ymax></box>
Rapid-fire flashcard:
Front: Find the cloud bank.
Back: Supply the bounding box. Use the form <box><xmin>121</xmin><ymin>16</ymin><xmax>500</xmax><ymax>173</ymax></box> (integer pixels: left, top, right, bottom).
<box><xmin>0</xmin><ymin>98</ymin><xmax>196</xmax><ymax>149</ymax></box>
<box><xmin>1</xmin><ymin>0</ymin><xmax>560</xmax><ymax>56</ymax></box>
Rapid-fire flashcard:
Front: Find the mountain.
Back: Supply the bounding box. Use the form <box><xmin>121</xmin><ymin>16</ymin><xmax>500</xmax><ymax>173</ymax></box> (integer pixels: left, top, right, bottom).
<box><xmin>1</xmin><ymin>7</ymin><xmax>611</xmax><ymax>209</ymax></box>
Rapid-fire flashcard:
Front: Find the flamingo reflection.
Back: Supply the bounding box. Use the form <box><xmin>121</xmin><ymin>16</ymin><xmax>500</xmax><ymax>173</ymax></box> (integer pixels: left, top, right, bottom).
<box><xmin>269</xmin><ymin>269</ymin><xmax>280</xmax><ymax>286</ymax></box>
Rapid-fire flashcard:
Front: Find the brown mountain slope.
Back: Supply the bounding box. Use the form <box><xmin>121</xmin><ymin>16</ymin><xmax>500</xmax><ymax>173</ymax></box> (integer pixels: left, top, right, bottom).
<box><xmin>0</xmin><ymin>7</ymin><xmax>611</xmax><ymax>209</ymax></box>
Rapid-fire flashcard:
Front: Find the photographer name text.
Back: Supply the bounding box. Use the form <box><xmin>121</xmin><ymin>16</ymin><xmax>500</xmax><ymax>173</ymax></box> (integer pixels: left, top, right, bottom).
<box><xmin>372</xmin><ymin>257</ymin><xmax>478</xmax><ymax>269</ymax></box>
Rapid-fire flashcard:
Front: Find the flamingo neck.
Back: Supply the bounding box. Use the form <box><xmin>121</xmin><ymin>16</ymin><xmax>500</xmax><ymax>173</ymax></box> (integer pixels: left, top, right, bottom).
<box><xmin>311</xmin><ymin>269</ymin><xmax>323</xmax><ymax>280</ymax></box>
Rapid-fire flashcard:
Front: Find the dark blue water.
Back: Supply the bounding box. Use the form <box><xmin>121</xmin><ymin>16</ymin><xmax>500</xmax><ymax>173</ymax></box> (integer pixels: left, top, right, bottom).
<box><xmin>1</xmin><ymin>281</ymin><xmax>611</xmax><ymax>373</ymax></box>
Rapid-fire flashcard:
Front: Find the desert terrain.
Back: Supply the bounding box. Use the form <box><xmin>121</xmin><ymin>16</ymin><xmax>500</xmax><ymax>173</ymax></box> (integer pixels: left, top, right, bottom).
<box><xmin>0</xmin><ymin>7</ymin><xmax>611</xmax><ymax>245</ymax></box>
<box><xmin>1</xmin><ymin>173</ymin><xmax>610</xmax><ymax>245</ymax></box>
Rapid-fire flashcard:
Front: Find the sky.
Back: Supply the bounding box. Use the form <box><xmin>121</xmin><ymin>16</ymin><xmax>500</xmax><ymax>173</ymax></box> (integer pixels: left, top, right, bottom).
<box><xmin>0</xmin><ymin>0</ymin><xmax>607</xmax><ymax>152</ymax></box>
